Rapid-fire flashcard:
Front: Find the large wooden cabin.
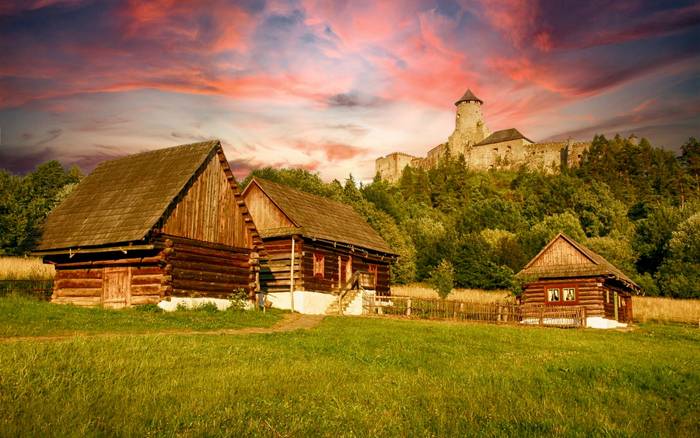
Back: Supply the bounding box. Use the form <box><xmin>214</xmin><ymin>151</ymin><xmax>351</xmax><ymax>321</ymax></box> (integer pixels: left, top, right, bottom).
<box><xmin>518</xmin><ymin>233</ymin><xmax>639</xmax><ymax>323</ymax></box>
<box><xmin>34</xmin><ymin>141</ymin><xmax>264</xmax><ymax>308</ymax></box>
<box><xmin>242</xmin><ymin>178</ymin><xmax>397</xmax><ymax>296</ymax></box>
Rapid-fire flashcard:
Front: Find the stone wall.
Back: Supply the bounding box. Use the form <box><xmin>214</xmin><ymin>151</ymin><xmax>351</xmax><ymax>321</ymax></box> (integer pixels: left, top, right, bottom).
<box><xmin>375</xmin><ymin>152</ymin><xmax>420</xmax><ymax>183</ymax></box>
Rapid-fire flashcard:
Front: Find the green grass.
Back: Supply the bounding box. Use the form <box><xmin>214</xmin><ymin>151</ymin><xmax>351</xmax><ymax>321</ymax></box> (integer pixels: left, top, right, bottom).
<box><xmin>0</xmin><ymin>306</ymin><xmax>698</xmax><ymax>437</ymax></box>
<box><xmin>0</xmin><ymin>295</ymin><xmax>282</xmax><ymax>337</ymax></box>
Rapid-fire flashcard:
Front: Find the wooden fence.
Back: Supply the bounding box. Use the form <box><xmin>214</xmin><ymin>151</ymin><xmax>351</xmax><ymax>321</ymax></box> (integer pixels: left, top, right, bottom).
<box><xmin>0</xmin><ymin>280</ymin><xmax>53</xmax><ymax>300</ymax></box>
<box><xmin>363</xmin><ymin>295</ymin><xmax>585</xmax><ymax>328</ymax></box>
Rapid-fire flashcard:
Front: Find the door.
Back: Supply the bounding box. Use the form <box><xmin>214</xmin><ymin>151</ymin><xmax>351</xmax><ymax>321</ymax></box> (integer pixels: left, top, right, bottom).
<box><xmin>102</xmin><ymin>267</ymin><xmax>131</xmax><ymax>308</ymax></box>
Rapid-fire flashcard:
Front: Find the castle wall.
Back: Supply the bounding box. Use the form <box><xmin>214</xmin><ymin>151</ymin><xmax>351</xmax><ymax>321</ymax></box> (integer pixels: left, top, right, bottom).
<box><xmin>467</xmin><ymin>138</ymin><xmax>532</xmax><ymax>170</ymax></box>
<box><xmin>375</xmin><ymin>152</ymin><xmax>418</xmax><ymax>183</ymax></box>
<box><xmin>374</xmin><ymin>91</ymin><xmax>591</xmax><ymax>180</ymax></box>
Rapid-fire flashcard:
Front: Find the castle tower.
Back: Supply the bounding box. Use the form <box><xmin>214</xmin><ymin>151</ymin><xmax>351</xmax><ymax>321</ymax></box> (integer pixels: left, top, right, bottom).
<box><xmin>447</xmin><ymin>89</ymin><xmax>489</xmax><ymax>156</ymax></box>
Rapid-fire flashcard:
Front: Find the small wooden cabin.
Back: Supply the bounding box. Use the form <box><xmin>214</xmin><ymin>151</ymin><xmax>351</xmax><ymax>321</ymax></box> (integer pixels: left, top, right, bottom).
<box><xmin>34</xmin><ymin>141</ymin><xmax>264</xmax><ymax>308</ymax></box>
<box><xmin>517</xmin><ymin>233</ymin><xmax>639</xmax><ymax>323</ymax></box>
<box><xmin>242</xmin><ymin>178</ymin><xmax>397</xmax><ymax>295</ymax></box>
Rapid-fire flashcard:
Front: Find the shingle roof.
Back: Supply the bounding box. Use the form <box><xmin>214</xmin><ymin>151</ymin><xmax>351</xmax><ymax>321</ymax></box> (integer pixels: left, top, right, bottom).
<box><xmin>36</xmin><ymin>141</ymin><xmax>220</xmax><ymax>251</ymax></box>
<box><xmin>246</xmin><ymin>178</ymin><xmax>396</xmax><ymax>255</ymax></box>
<box><xmin>476</xmin><ymin>128</ymin><xmax>533</xmax><ymax>146</ymax></box>
<box><xmin>518</xmin><ymin>233</ymin><xmax>640</xmax><ymax>291</ymax></box>
<box><xmin>455</xmin><ymin>89</ymin><xmax>483</xmax><ymax>105</ymax></box>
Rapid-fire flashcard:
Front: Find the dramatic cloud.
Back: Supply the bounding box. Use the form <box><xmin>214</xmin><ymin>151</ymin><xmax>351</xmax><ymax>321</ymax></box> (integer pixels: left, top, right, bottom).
<box><xmin>1</xmin><ymin>0</ymin><xmax>698</xmax><ymax>181</ymax></box>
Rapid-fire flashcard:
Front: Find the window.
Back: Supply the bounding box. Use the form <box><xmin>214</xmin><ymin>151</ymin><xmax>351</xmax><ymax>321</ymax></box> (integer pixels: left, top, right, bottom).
<box><xmin>563</xmin><ymin>288</ymin><xmax>576</xmax><ymax>302</ymax></box>
<box><xmin>546</xmin><ymin>286</ymin><xmax>577</xmax><ymax>304</ymax></box>
<box><xmin>313</xmin><ymin>253</ymin><xmax>325</xmax><ymax>278</ymax></box>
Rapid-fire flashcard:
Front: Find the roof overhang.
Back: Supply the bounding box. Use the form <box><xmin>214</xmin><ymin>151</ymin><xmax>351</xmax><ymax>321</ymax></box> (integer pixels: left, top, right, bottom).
<box><xmin>32</xmin><ymin>243</ymin><xmax>156</xmax><ymax>257</ymax></box>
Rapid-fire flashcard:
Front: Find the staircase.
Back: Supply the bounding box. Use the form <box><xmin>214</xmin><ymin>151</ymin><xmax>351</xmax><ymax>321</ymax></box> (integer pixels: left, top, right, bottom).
<box><xmin>325</xmin><ymin>271</ymin><xmax>371</xmax><ymax>315</ymax></box>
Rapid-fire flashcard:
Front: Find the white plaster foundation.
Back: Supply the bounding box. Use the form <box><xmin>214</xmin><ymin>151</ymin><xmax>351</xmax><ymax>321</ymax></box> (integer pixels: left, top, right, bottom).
<box><xmin>521</xmin><ymin>316</ymin><xmax>627</xmax><ymax>329</ymax></box>
<box><xmin>158</xmin><ymin>297</ymin><xmax>253</xmax><ymax>312</ymax></box>
<box><xmin>266</xmin><ymin>291</ymin><xmax>337</xmax><ymax>315</ymax></box>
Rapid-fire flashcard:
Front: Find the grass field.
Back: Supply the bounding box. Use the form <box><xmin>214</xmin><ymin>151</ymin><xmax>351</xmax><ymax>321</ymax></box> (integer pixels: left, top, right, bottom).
<box><xmin>0</xmin><ymin>297</ymin><xmax>698</xmax><ymax>436</ymax></box>
<box><xmin>0</xmin><ymin>295</ymin><xmax>282</xmax><ymax>337</ymax></box>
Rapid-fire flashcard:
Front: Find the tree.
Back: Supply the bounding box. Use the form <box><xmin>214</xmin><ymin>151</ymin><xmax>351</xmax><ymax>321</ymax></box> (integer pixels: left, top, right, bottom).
<box><xmin>429</xmin><ymin>259</ymin><xmax>454</xmax><ymax>299</ymax></box>
<box><xmin>656</xmin><ymin>213</ymin><xmax>700</xmax><ymax>298</ymax></box>
<box><xmin>0</xmin><ymin>161</ymin><xmax>81</xmax><ymax>255</ymax></box>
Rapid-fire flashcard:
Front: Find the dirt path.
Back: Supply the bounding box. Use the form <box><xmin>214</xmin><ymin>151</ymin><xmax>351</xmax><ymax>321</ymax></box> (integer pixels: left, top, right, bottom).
<box><xmin>0</xmin><ymin>313</ymin><xmax>325</xmax><ymax>344</ymax></box>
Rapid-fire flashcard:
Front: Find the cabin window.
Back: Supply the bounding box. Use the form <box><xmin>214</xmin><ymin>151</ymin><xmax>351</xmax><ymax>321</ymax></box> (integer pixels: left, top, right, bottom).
<box><xmin>313</xmin><ymin>253</ymin><xmax>325</xmax><ymax>278</ymax></box>
<box><xmin>563</xmin><ymin>288</ymin><xmax>576</xmax><ymax>302</ymax></box>
<box><xmin>547</xmin><ymin>288</ymin><xmax>560</xmax><ymax>302</ymax></box>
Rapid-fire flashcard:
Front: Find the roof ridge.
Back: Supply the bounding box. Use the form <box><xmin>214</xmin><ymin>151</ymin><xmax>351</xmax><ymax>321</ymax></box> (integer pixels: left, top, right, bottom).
<box><xmin>93</xmin><ymin>140</ymin><xmax>219</xmax><ymax>169</ymax></box>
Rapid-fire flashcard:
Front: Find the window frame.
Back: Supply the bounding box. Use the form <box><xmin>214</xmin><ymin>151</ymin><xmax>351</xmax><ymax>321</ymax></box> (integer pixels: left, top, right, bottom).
<box><xmin>544</xmin><ymin>284</ymin><xmax>578</xmax><ymax>305</ymax></box>
<box><xmin>313</xmin><ymin>253</ymin><xmax>325</xmax><ymax>278</ymax></box>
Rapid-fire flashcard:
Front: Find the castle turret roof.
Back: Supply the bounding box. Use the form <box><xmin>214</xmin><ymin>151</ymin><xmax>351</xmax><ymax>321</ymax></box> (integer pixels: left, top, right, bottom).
<box><xmin>455</xmin><ymin>89</ymin><xmax>483</xmax><ymax>105</ymax></box>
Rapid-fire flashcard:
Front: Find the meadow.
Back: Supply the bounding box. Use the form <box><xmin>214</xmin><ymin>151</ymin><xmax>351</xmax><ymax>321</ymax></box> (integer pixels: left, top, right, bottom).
<box><xmin>0</xmin><ymin>296</ymin><xmax>699</xmax><ymax>437</ymax></box>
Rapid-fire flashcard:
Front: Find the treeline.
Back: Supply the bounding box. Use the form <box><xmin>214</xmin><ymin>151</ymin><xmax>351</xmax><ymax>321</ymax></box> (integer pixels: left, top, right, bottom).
<box><xmin>1</xmin><ymin>135</ymin><xmax>698</xmax><ymax>298</ymax></box>
<box><xmin>244</xmin><ymin>135</ymin><xmax>700</xmax><ymax>299</ymax></box>
<box><xmin>0</xmin><ymin>162</ymin><xmax>82</xmax><ymax>255</ymax></box>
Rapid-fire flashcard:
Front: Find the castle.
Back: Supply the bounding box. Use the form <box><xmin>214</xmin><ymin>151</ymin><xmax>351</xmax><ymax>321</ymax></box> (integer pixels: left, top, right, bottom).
<box><xmin>375</xmin><ymin>89</ymin><xmax>591</xmax><ymax>182</ymax></box>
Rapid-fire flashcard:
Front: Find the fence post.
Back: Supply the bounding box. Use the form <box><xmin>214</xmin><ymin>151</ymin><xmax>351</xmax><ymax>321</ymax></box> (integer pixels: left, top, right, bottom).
<box><xmin>406</xmin><ymin>298</ymin><xmax>411</xmax><ymax>317</ymax></box>
<box><xmin>539</xmin><ymin>307</ymin><xmax>544</xmax><ymax>326</ymax></box>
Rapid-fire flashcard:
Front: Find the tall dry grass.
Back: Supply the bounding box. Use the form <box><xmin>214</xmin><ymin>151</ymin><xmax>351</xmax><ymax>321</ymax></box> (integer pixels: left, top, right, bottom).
<box><xmin>0</xmin><ymin>257</ymin><xmax>55</xmax><ymax>280</ymax></box>
<box><xmin>633</xmin><ymin>296</ymin><xmax>700</xmax><ymax>325</ymax></box>
<box><xmin>391</xmin><ymin>283</ymin><xmax>515</xmax><ymax>304</ymax></box>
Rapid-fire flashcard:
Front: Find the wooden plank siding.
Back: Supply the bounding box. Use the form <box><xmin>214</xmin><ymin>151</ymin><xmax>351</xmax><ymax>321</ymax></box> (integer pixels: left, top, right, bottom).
<box><xmin>527</xmin><ymin>238</ymin><xmax>594</xmax><ymax>269</ymax></box>
<box><xmin>244</xmin><ymin>183</ymin><xmax>295</xmax><ymax>230</ymax></box>
<box><xmin>162</xmin><ymin>154</ymin><xmax>251</xmax><ymax>248</ymax></box>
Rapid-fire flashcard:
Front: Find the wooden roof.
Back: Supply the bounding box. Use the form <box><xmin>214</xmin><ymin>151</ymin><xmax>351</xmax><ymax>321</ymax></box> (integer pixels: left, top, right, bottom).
<box><xmin>455</xmin><ymin>89</ymin><xmax>483</xmax><ymax>105</ymax></box>
<box><xmin>243</xmin><ymin>178</ymin><xmax>396</xmax><ymax>255</ymax></box>
<box><xmin>518</xmin><ymin>233</ymin><xmax>640</xmax><ymax>291</ymax></box>
<box><xmin>36</xmin><ymin>140</ymin><xmax>263</xmax><ymax>252</ymax></box>
<box><xmin>476</xmin><ymin>128</ymin><xmax>533</xmax><ymax>146</ymax></box>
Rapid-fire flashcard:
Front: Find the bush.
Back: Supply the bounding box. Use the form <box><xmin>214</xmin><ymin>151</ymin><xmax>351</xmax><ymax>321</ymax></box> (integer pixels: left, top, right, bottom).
<box><xmin>429</xmin><ymin>259</ymin><xmax>454</xmax><ymax>299</ymax></box>
<box><xmin>135</xmin><ymin>304</ymin><xmax>163</xmax><ymax>313</ymax></box>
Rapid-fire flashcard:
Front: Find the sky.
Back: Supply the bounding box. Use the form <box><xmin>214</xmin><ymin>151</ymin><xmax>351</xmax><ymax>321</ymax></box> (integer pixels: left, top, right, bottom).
<box><xmin>0</xmin><ymin>0</ymin><xmax>699</xmax><ymax>182</ymax></box>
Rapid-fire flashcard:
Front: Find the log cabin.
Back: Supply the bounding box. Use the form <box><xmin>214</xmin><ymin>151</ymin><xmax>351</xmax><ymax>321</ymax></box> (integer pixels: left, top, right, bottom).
<box><xmin>517</xmin><ymin>233</ymin><xmax>639</xmax><ymax>325</ymax></box>
<box><xmin>33</xmin><ymin>140</ymin><xmax>264</xmax><ymax>308</ymax></box>
<box><xmin>242</xmin><ymin>178</ymin><xmax>398</xmax><ymax>304</ymax></box>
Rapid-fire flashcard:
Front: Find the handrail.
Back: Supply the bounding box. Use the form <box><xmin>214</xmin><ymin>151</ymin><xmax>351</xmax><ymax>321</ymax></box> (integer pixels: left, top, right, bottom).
<box><xmin>336</xmin><ymin>270</ymin><xmax>373</xmax><ymax>315</ymax></box>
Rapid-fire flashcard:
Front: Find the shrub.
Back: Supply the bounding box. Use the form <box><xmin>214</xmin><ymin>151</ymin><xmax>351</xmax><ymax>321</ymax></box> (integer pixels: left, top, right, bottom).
<box><xmin>429</xmin><ymin>259</ymin><xmax>454</xmax><ymax>299</ymax></box>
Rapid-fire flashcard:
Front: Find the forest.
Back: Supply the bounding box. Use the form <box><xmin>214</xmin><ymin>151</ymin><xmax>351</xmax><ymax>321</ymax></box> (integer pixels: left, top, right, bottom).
<box><xmin>1</xmin><ymin>135</ymin><xmax>698</xmax><ymax>298</ymax></box>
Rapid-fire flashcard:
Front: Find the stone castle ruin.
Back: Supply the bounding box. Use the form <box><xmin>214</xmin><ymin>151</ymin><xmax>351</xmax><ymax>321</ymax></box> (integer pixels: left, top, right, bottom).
<box><xmin>376</xmin><ymin>89</ymin><xmax>591</xmax><ymax>182</ymax></box>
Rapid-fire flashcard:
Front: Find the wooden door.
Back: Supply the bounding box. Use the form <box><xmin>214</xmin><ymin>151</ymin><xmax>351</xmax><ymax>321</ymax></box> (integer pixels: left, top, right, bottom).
<box><xmin>102</xmin><ymin>267</ymin><xmax>131</xmax><ymax>308</ymax></box>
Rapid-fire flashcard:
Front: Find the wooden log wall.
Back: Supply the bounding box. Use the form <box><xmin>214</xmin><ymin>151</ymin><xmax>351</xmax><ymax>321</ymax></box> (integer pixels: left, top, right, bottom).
<box><xmin>258</xmin><ymin>237</ymin><xmax>303</xmax><ymax>293</ymax></box>
<box><xmin>48</xmin><ymin>249</ymin><xmax>166</xmax><ymax>307</ymax></box>
<box><xmin>521</xmin><ymin>277</ymin><xmax>605</xmax><ymax>317</ymax></box>
<box><xmin>156</xmin><ymin>234</ymin><xmax>253</xmax><ymax>299</ymax></box>
<box><xmin>300</xmin><ymin>239</ymin><xmax>392</xmax><ymax>294</ymax></box>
